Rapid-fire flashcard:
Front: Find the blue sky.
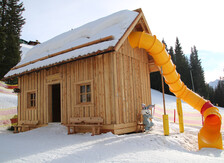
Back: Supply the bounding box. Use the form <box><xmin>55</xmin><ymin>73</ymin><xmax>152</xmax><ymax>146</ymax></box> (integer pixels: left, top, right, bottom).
<box><xmin>19</xmin><ymin>0</ymin><xmax>224</xmax><ymax>83</ymax></box>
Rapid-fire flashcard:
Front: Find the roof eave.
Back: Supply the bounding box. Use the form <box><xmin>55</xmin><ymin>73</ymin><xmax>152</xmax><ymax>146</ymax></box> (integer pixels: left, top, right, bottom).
<box><xmin>2</xmin><ymin>47</ymin><xmax>115</xmax><ymax>80</ymax></box>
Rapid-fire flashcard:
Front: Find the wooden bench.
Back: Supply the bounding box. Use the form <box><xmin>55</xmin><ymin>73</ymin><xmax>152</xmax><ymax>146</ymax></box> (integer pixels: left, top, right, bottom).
<box><xmin>66</xmin><ymin>117</ymin><xmax>103</xmax><ymax>136</ymax></box>
<box><xmin>14</xmin><ymin>120</ymin><xmax>39</xmax><ymax>133</ymax></box>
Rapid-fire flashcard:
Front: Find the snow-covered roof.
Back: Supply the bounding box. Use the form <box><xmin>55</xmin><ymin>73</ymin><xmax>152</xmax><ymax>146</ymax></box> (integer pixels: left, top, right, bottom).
<box><xmin>20</xmin><ymin>44</ymin><xmax>34</xmax><ymax>60</ymax></box>
<box><xmin>4</xmin><ymin>10</ymin><xmax>139</xmax><ymax>78</ymax></box>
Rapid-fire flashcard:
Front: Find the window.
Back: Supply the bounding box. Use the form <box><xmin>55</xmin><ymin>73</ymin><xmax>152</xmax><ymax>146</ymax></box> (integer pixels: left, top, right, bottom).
<box><xmin>27</xmin><ymin>92</ymin><xmax>36</xmax><ymax>108</ymax></box>
<box><xmin>76</xmin><ymin>81</ymin><xmax>93</xmax><ymax>105</ymax></box>
<box><xmin>80</xmin><ymin>84</ymin><xmax>91</xmax><ymax>103</ymax></box>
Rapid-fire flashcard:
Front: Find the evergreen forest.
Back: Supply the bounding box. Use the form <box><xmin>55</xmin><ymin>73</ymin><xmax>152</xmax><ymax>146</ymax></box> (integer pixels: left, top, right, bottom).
<box><xmin>150</xmin><ymin>38</ymin><xmax>224</xmax><ymax>107</ymax></box>
<box><xmin>0</xmin><ymin>0</ymin><xmax>25</xmax><ymax>81</ymax></box>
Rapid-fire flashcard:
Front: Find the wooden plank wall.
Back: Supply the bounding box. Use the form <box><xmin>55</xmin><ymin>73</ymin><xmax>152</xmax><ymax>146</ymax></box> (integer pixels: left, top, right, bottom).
<box><xmin>115</xmin><ymin>39</ymin><xmax>151</xmax><ymax>124</ymax></box>
<box><xmin>18</xmin><ymin>72</ymin><xmax>38</xmax><ymax>122</ymax></box>
<box><xmin>18</xmin><ymin>38</ymin><xmax>151</xmax><ymax>126</ymax></box>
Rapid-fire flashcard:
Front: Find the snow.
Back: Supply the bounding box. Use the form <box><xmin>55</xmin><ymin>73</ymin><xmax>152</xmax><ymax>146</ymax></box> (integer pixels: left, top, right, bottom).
<box><xmin>0</xmin><ymin>83</ymin><xmax>17</xmax><ymax>128</ymax></box>
<box><xmin>209</xmin><ymin>79</ymin><xmax>219</xmax><ymax>89</ymax></box>
<box><xmin>0</xmin><ymin>93</ymin><xmax>17</xmax><ymax>109</ymax></box>
<box><xmin>20</xmin><ymin>44</ymin><xmax>34</xmax><ymax>60</ymax></box>
<box><xmin>1</xmin><ymin>89</ymin><xmax>224</xmax><ymax>162</ymax></box>
<box><xmin>5</xmin><ymin>10</ymin><xmax>139</xmax><ymax>78</ymax></box>
<box><xmin>0</xmin><ymin>82</ymin><xmax>17</xmax><ymax>109</ymax></box>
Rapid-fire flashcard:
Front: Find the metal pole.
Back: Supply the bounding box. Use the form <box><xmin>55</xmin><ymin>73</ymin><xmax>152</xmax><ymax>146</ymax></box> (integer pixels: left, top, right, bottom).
<box><xmin>161</xmin><ymin>67</ymin><xmax>166</xmax><ymax>115</ymax></box>
<box><xmin>161</xmin><ymin>66</ymin><xmax>169</xmax><ymax>136</ymax></box>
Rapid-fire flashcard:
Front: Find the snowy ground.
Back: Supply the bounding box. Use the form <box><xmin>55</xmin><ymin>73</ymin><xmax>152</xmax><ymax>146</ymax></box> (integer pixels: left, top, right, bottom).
<box><xmin>0</xmin><ymin>89</ymin><xmax>224</xmax><ymax>163</ymax></box>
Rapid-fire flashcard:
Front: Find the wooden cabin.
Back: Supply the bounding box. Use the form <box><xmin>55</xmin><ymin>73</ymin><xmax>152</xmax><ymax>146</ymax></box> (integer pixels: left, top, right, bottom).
<box><xmin>3</xmin><ymin>9</ymin><xmax>159</xmax><ymax>134</ymax></box>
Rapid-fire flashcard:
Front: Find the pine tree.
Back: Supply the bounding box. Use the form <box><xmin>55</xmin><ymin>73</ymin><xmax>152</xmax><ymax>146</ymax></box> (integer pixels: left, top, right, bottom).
<box><xmin>150</xmin><ymin>72</ymin><xmax>162</xmax><ymax>92</ymax></box>
<box><xmin>0</xmin><ymin>0</ymin><xmax>7</xmax><ymax>68</ymax></box>
<box><xmin>214</xmin><ymin>78</ymin><xmax>224</xmax><ymax>107</ymax></box>
<box><xmin>174</xmin><ymin>37</ymin><xmax>191</xmax><ymax>89</ymax></box>
<box><xmin>205</xmin><ymin>84</ymin><xmax>215</xmax><ymax>104</ymax></box>
<box><xmin>162</xmin><ymin>39</ymin><xmax>169</xmax><ymax>52</ymax></box>
<box><xmin>190</xmin><ymin>46</ymin><xmax>207</xmax><ymax>97</ymax></box>
<box><xmin>169</xmin><ymin>46</ymin><xmax>175</xmax><ymax>64</ymax></box>
<box><xmin>0</xmin><ymin>0</ymin><xmax>25</xmax><ymax>79</ymax></box>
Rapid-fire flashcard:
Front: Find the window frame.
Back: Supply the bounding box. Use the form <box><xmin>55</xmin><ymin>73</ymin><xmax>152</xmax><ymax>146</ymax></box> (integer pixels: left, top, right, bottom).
<box><xmin>26</xmin><ymin>90</ymin><xmax>37</xmax><ymax>109</ymax></box>
<box><xmin>75</xmin><ymin>80</ymin><xmax>93</xmax><ymax>105</ymax></box>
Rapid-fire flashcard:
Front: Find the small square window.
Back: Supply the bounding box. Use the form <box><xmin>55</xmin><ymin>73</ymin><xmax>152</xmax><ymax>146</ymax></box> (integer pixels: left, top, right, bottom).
<box><xmin>27</xmin><ymin>92</ymin><xmax>36</xmax><ymax>108</ymax></box>
<box><xmin>77</xmin><ymin>82</ymin><xmax>92</xmax><ymax>104</ymax></box>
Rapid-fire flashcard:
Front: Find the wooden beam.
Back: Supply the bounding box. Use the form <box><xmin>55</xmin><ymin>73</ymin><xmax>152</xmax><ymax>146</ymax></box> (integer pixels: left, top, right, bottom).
<box><xmin>11</xmin><ymin>35</ymin><xmax>114</xmax><ymax>70</ymax></box>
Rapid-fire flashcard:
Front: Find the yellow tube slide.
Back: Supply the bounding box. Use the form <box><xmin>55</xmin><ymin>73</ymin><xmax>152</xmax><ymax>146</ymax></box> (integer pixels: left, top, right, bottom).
<box><xmin>128</xmin><ymin>31</ymin><xmax>223</xmax><ymax>150</ymax></box>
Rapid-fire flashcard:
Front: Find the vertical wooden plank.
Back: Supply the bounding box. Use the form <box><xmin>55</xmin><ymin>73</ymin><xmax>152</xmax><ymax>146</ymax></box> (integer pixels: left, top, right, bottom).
<box><xmin>90</xmin><ymin>106</ymin><xmax>94</xmax><ymax>117</ymax></box>
<box><xmin>88</xmin><ymin>57</ymin><xmax>93</xmax><ymax>80</ymax></box>
<box><xmin>147</xmin><ymin>63</ymin><xmax>152</xmax><ymax>105</ymax></box>
<box><xmin>23</xmin><ymin>75</ymin><xmax>26</xmax><ymax>120</ymax></box>
<box><xmin>85</xmin><ymin>106</ymin><xmax>89</xmax><ymax>117</ymax></box>
<box><xmin>104</xmin><ymin>53</ymin><xmax>111</xmax><ymax>125</ymax></box>
<box><xmin>75</xmin><ymin>60</ymin><xmax>79</xmax><ymax>83</ymax></box>
<box><xmin>142</xmin><ymin>51</ymin><xmax>147</xmax><ymax>104</ymax></box>
<box><xmin>25</xmin><ymin>75</ymin><xmax>28</xmax><ymax>120</ymax></box>
<box><xmin>84</xmin><ymin>59</ymin><xmax>88</xmax><ymax>81</ymax></box>
<box><xmin>109</xmin><ymin>53</ymin><xmax>115</xmax><ymax>124</ymax></box>
<box><xmin>20</xmin><ymin>76</ymin><xmax>24</xmax><ymax>121</ymax></box>
<box><xmin>36</xmin><ymin>72</ymin><xmax>39</xmax><ymax>122</ymax></box>
<box><xmin>62</xmin><ymin>64</ymin><xmax>67</xmax><ymax>124</ymax></box>
<box><xmin>34</xmin><ymin>72</ymin><xmax>38</xmax><ymax>121</ymax></box>
<box><xmin>43</xmin><ymin>69</ymin><xmax>48</xmax><ymax>124</ymax></box>
<box><xmin>89</xmin><ymin>58</ymin><xmax>95</xmax><ymax>117</ymax></box>
<box><xmin>124</xmin><ymin>46</ymin><xmax>129</xmax><ymax>123</ymax></box>
<box><xmin>116</xmin><ymin>53</ymin><xmax>122</xmax><ymax>124</ymax></box>
<box><xmin>27</xmin><ymin>74</ymin><xmax>30</xmax><ymax>91</ymax></box>
<box><xmin>98</xmin><ymin>55</ymin><xmax>105</xmax><ymax>122</ymax></box>
<box><xmin>25</xmin><ymin>75</ymin><xmax>27</xmax><ymax>120</ymax></box>
<box><xmin>93</xmin><ymin>57</ymin><xmax>99</xmax><ymax>117</ymax></box>
<box><xmin>123</xmin><ymin>55</ymin><xmax>129</xmax><ymax>123</ymax></box>
<box><xmin>128</xmin><ymin>55</ymin><xmax>132</xmax><ymax>123</ymax></box>
<box><xmin>80</xmin><ymin>106</ymin><xmax>84</xmax><ymax>117</ymax></box>
<box><xmin>32</xmin><ymin>73</ymin><xmax>35</xmax><ymax>90</ymax></box>
<box><xmin>129</xmin><ymin>57</ymin><xmax>134</xmax><ymax>122</ymax></box>
<box><xmin>66</xmin><ymin>63</ymin><xmax>71</xmax><ymax>124</ymax></box>
<box><xmin>41</xmin><ymin>70</ymin><xmax>45</xmax><ymax>124</ymax></box>
<box><xmin>136</xmin><ymin>60</ymin><xmax>142</xmax><ymax>118</ymax></box>
<box><xmin>73</xmin><ymin>61</ymin><xmax>78</xmax><ymax>117</ymax></box>
<box><xmin>71</xmin><ymin>62</ymin><xmax>74</xmax><ymax>119</ymax></box>
<box><xmin>17</xmin><ymin>77</ymin><xmax>21</xmax><ymax>122</ymax></box>
<box><xmin>127</xmin><ymin>55</ymin><xmax>131</xmax><ymax>123</ymax></box>
<box><xmin>39</xmin><ymin>71</ymin><xmax>42</xmax><ymax>124</ymax></box>
<box><xmin>96</xmin><ymin>56</ymin><xmax>100</xmax><ymax>117</ymax></box>
<box><xmin>80</xmin><ymin>60</ymin><xmax>84</xmax><ymax>82</ymax></box>
<box><xmin>132</xmin><ymin>58</ymin><xmax>137</xmax><ymax>122</ymax></box>
<box><xmin>113</xmin><ymin>52</ymin><xmax>119</xmax><ymax>124</ymax></box>
<box><xmin>122</xmin><ymin>52</ymin><xmax>127</xmax><ymax>123</ymax></box>
<box><xmin>145</xmin><ymin>61</ymin><xmax>150</xmax><ymax>105</ymax></box>
<box><xmin>32</xmin><ymin>74</ymin><xmax>34</xmax><ymax>120</ymax></box>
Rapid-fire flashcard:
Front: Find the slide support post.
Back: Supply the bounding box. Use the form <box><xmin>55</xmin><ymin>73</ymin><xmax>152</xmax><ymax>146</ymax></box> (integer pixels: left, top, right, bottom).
<box><xmin>176</xmin><ymin>98</ymin><xmax>184</xmax><ymax>133</ymax></box>
<box><xmin>161</xmin><ymin>66</ymin><xmax>169</xmax><ymax>136</ymax></box>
